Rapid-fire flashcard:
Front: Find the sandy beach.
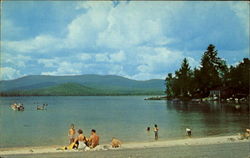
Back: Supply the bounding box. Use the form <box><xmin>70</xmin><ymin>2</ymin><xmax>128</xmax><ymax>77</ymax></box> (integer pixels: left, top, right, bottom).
<box><xmin>1</xmin><ymin>135</ymin><xmax>249</xmax><ymax>158</ymax></box>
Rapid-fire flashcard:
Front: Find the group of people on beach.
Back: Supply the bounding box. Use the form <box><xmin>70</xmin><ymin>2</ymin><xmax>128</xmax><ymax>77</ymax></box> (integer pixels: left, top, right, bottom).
<box><xmin>66</xmin><ymin>123</ymin><xmax>195</xmax><ymax>150</ymax></box>
<box><xmin>68</xmin><ymin>124</ymin><xmax>100</xmax><ymax>150</ymax></box>
<box><xmin>67</xmin><ymin>124</ymin><xmax>123</xmax><ymax>150</ymax></box>
<box><xmin>68</xmin><ymin>124</ymin><xmax>123</xmax><ymax>150</ymax></box>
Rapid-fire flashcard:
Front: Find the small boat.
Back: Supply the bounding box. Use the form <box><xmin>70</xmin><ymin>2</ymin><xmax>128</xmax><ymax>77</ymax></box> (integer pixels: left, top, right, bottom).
<box><xmin>37</xmin><ymin>104</ymin><xmax>48</xmax><ymax>110</ymax></box>
<box><xmin>11</xmin><ymin>103</ymin><xmax>24</xmax><ymax>111</ymax></box>
<box><xmin>11</xmin><ymin>104</ymin><xmax>17</xmax><ymax>110</ymax></box>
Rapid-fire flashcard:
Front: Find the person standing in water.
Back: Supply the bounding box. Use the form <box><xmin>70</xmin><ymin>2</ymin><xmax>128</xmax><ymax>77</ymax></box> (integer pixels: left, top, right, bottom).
<box><xmin>68</xmin><ymin>124</ymin><xmax>76</xmax><ymax>144</ymax></box>
<box><xmin>154</xmin><ymin>124</ymin><xmax>159</xmax><ymax>140</ymax></box>
<box><xmin>147</xmin><ymin>127</ymin><xmax>150</xmax><ymax>132</ymax></box>
<box><xmin>186</xmin><ymin>128</ymin><xmax>192</xmax><ymax>137</ymax></box>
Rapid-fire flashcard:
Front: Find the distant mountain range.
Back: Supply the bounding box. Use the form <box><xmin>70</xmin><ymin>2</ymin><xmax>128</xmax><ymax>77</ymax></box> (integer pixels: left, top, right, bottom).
<box><xmin>0</xmin><ymin>75</ymin><xmax>165</xmax><ymax>96</ymax></box>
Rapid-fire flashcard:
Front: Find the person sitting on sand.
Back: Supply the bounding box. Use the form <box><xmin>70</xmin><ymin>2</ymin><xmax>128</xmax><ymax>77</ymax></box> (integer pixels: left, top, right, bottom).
<box><xmin>74</xmin><ymin>129</ymin><xmax>87</xmax><ymax>150</ymax></box>
<box><xmin>246</xmin><ymin>129</ymin><xmax>250</xmax><ymax>133</ymax></box>
<box><xmin>154</xmin><ymin>124</ymin><xmax>159</xmax><ymax>140</ymax></box>
<box><xmin>186</xmin><ymin>128</ymin><xmax>192</xmax><ymax>137</ymax></box>
<box><xmin>68</xmin><ymin>124</ymin><xmax>76</xmax><ymax>144</ymax></box>
<box><xmin>245</xmin><ymin>129</ymin><xmax>250</xmax><ymax>138</ymax></box>
<box><xmin>238</xmin><ymin>128</ymin><xmax>250</xmax><ymax>140</ymax></box>
<box><xmin>87</xmin><ymin>129</ymin><xmax>99</xmax><ymax>148</ymax></box>
<box><xmin>111</xmin><ymin>137</ymin><xmax>122</xmax><ymax>148</ymax></box>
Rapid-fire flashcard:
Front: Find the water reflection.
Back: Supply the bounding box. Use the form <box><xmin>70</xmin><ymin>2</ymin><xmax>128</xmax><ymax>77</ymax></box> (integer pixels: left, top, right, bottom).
<box><xmin>166</xmin><ymin>101</ymin><xmax>250</xmax><ymax>114</ymax></box>
<box><xmin>165</xmin><ymin>101</ymin><xmax>250</xmax><ymax>136</ymax></box>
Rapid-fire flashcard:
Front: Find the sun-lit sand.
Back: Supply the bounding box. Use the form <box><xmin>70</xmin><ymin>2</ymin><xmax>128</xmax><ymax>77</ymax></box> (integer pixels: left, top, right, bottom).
<box><xmin>0</xmin><ymin>135</ymin><xmax>249</xmax><ymax>157</ymax></box>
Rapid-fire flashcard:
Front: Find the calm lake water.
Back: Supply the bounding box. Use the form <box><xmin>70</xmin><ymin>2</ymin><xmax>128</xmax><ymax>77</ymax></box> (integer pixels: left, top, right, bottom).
<box><xmin>0</xmin><ymin>96</ymin><xmax>249</xmax><ymax>148</ymax></box>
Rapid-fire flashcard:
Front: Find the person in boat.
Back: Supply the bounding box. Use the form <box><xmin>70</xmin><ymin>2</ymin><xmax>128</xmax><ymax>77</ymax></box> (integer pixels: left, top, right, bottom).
<box><xmin>111</xmin><ymin>137</ymin><xmax>122</xmax><ymax>148</ymax></box>
<box><xmin>87</xmin><ymin>129</ymin><xmax>99</xmax><ymax>148</ymax></box>
<box><xmin>74</xmin><ymin>129</ymin><xmax>87</xmax><ymax>150</ymax></box>
<box><xmin>68</xmin><ymin>124</ymin><xmax>76</xmax><ymax>144</ymax></box>
<box><xmin>154</xmin><ymin>124</ymin><xmax>159</xmax><ymax>140</ymax></box>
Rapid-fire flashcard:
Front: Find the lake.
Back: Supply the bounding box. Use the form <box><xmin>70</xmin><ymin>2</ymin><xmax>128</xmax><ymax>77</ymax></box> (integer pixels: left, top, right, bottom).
<box><xmin>0</xmin><ymin>96</ymin><xmax>249</xmax><ymax>148</ymax></box>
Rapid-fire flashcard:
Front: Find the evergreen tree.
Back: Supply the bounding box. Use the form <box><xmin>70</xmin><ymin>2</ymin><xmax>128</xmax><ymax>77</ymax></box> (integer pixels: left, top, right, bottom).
<box><xmin>165</xmin><ymin>44</ymin><xmax>249</xmax><ymax>100</ymax></box>
<box><xmin>165</xmin><ymin>73</ymin><xmax>174</xmax><ymax>98</ymax></box>
<box><xmin>226</xmin><ymin>58</ymin><xmax>250</xmax><ymax>98</ymax></box>
<box><xmin>197</xmin><ymin>44</ymin><xmax>226</xmax><ymax>97</ymax></box>
<box><xmin>175</xmin><ymin>58</ymin><xmax>192</xmax><ymax>97</ymax></box>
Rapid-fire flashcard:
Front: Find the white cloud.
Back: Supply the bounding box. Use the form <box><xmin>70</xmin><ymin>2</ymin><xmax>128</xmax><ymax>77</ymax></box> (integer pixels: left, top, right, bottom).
<box><xmin>95</xmin><ymin>53</ymin><xmax>109</xmax><ymax>62</ymax></box>
<box><xmin>38</xmin><ymin>58</ymin><xmax>60</xmax><ymax>68</ymax></box>
<box><xmin>4</xmin><ymin>1</ymin><xmax>248</xmax><ymax>55</ymax></box>
<box><xmin>229</xmin><ymin>2</ymin><xmax>249</xmax><ymax>35</ymax></box>
<box><xmin>97</xmin><ymin>2</ymin><xmax>178</xmax><ymax>49</ymax></box>
<box><xmin>109</xmin><ymin>51</ymin><xmax>126</xmax><ymax>62</ymax></box>
<box><xmin>137</xmin><ymin>47</ymin><xmax>184</xmax><ymax>73</ymax></box>
<box><xmin>0</xmin><ymin>67</ymin><xmax>21</xmax><ymax>80</ymax></box>
<box><xmin>4</xmin><ymin>35</ymin><xmax>61</xmax><ymax>53</ymax></box>
<box><xmin>3</xmin><ymin>2</ymin><xmax>181</xmax><ymax>53</ymax></box>
<box><xmin>65</xmin><ymin>2</ymin><xmax>111</xmax><ymax>49</ymax></box>
<box><xmin>107</xmin><ymin>64</ymin><xmax>125</xmax><ymax>75</ymax></box>
<box><xmin>41</xmin><ymin>61</ymin><xmax>83</xmax><ymax>76</ymax></box>
<box><xmin>94</xmin><ymin>51</ymin><xmax>126</xmax><ymax>63</ymax></box>
<box><xmin>2</xmin><ymin>53</ymin><xmax>31</xmax><ymax>68</ymax></box>
<box><xmin>186</xmin><ymin>57</ymin><xmax>199</xmax><ymax>68</ymax></box>
<box><xmin>125</xmin><ymin>72</ymin><xmax>165</xmax><ymax>81</ymax></box>
<box><xmin>2</xmin><ymin>1</ymin><xmax>248</xmax><ymax>80</ymax></box>
<box><xmin>79</xmin><ymin>53</ymin><xmax>92</xmax><ymax>61</ymax></box>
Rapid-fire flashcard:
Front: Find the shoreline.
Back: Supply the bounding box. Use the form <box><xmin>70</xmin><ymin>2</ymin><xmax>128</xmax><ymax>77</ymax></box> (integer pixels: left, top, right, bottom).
<box><xmin>0</xmin><ymin>135</ymin><xmax>249</xmax><ymax>156</ymax></box>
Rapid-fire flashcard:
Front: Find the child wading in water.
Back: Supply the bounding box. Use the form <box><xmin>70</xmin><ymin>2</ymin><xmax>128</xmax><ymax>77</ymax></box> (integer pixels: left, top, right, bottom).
<box><xmin>68</xmin><ymin>124</ymin><xmax>76</xmax><ymax>144</ymax></box>
<box><xmin>154</xmin><ymin>124</ymin><xmax>159</xmax><ymax>140</ymax></box>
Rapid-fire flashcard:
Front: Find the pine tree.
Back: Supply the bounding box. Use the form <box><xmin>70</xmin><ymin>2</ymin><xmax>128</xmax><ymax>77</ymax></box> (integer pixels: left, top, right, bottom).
<box><xmin>196</xmin><ymin>44</ymin><xmax>226</xmax><ymax>97</ymax></box>
<box><xmin>175</xmin><ymin>58</ymin><xmax>192</xmax><ymax>97</ymax></box>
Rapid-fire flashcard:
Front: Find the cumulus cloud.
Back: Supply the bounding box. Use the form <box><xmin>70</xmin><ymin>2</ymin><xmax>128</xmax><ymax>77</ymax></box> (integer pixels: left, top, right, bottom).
<box><xmin>95</xmin><ymin>53</ymin><xmax>109</xmax><ymax>62</ymax></box>
<box><xmin>96</xmin><ymin>2</ymin><xmax>178</xmax><ymax>49</ymax></box>
<box><xmin>0</xmin><ymin>67</ymin><xmax>21</xmax><ymax>80</ymax></box>
<box><xmin>41</xmin><ymin>61</ymin><xmax>83</xmax><ymax>76</ymax></box>
<box><xmin>107</xmin><ymin>64</ymin><xmax>125</xmax><ymax>76</ymax></box>
<box><xmin>4</xmin><ymin>35</ymin><xmax>61</xmax><ymax>53</ymax></box>
<box><xmin>1</xmin><ymin>1</ymin><xmax>248</xmax><ymax>80</ymax></box>
<box><xmin>126</xmin><ymin>73</ymin><xmax>165</xmax><ymax>81</ymax></box>
<box><xmin>137</xmin><ymin>47</ymin><xmax>184</xmax><ymax>73</ymax></box>
<box><xmin>79</xmin><ymin>53</ymin><xmax>92</xmax><ymax>61</ymax></box>
<box><xmin>65</xmin><ymin>1</ymin><xmax>111</xmax><ymax>49</ymax></box>
<box><xmin>229</xmin><ymin>2</ymin><xmax>249</xmax><ymax>35</ymax></box>
<box><xmin>2</xmin><ymin>53</ymin><xmax>31</xmax><ymax>68</ymax></box>
<box><xmin>94</xmin><ymin>51</ymin><xmax>126</xmax><ymax>63</ymax></box>
<box><xmin>109</xmin><ymin>51</ymin><xmax>126</xmax><ymax>62</ymax></box>
<box><xmin>38</xmin><ymin>58</ymin><xmax>60</xmax><ymax>68</ymax></box>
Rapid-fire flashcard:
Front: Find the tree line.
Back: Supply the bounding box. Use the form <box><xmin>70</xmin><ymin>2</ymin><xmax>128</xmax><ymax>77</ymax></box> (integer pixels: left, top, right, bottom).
<box><xmin>165</xmin><ymin>44</ymin><xmax>249</xmax><ymax>100</ymax></box>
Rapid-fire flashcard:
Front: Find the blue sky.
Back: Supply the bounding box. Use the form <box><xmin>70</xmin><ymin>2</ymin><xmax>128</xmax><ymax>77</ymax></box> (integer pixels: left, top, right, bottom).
<box><xmin>1</xmin><ymin>1</ymin><xmax>249</xmax><ymax>80</ymax></box>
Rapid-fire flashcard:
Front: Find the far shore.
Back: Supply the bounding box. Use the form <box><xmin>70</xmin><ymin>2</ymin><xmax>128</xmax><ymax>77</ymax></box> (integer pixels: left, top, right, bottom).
<box><xmin>144</xmin><ymin>96</ymin><xmax>249</xmax><ymax>104</ymax></box>
<box><xmin>1</xmin><ymin>135</ymin><xmax>249</xmax><ymax>157</ymax></box>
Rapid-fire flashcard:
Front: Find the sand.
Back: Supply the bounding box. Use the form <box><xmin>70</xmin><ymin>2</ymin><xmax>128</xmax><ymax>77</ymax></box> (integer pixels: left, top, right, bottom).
<box><xmin>0</xmin><ymin>135</ymin><xmax>249</xmax><ymax>158</ymax></box>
